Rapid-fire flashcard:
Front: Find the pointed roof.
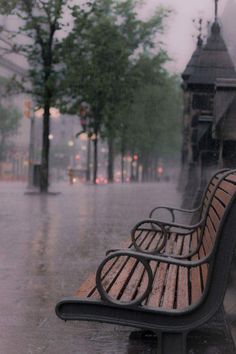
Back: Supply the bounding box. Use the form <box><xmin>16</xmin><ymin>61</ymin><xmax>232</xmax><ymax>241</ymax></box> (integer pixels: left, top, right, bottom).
<box><xmin>182</xmin><ymin>36</ymin><xmax>203</xmax><ymax>82</ymax></box>
<box><xmin>187</xmin><ymin>21</ymin><xmax>236</xmax><ymax>86</ymax></box>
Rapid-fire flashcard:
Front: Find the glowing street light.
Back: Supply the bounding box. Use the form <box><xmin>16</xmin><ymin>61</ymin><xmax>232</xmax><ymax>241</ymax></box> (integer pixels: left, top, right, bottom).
<box><xmin>68</xmin><ymin>140</ymin><xmax>74</xmax><ymax>147</ymax></box>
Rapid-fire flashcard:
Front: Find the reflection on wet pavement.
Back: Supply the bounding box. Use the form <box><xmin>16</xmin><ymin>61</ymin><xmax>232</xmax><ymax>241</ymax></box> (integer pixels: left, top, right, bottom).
<box><xmin>0</xmin><ymin>181</ymin><xmax>235</xmax><ymax>353</ymax></box>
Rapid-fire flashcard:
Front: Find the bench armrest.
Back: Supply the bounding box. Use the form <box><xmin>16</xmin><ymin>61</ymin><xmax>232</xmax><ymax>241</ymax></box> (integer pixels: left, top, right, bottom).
<box><xmin>132</xmin><ymin>218</ymin><xmax>204</xmax><ymax>233</ymax></box>
<box><xmin>131</xmin><ymin>218</ymin><xmax>203</xmax><ymax>253</ymax></box>
<box><xmin>149</xmin><ymin>205</ymin><xmax>201</xmax><ymax>222</ymax></box>
<box><xmin>96</xmin><ymin>250</ymin><xmax>211</xmax><ymax>307</ymax></box>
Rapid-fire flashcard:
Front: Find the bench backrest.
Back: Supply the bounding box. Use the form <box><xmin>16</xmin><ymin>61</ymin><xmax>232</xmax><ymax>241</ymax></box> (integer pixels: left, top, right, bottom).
<box><xmin>199</xmin><ymin>169</ymin><xmax>229</xmax><ymax>220</ymax></box>
<box><xmin>190</xmin><ymin>170</ymin><xmax>236</xmax><ymax>304</ymax></box>
<box><xmin>185</xmin><ymin>173</ymin><xmax>236</xmax><ymax>328</ymax></box>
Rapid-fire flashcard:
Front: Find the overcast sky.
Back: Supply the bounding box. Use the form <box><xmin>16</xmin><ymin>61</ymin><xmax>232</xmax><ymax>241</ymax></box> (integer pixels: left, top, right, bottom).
<box><xmin>140</xmin><ymin>0</ymin><xmax>229</xmax><ymax>73</ymax></box>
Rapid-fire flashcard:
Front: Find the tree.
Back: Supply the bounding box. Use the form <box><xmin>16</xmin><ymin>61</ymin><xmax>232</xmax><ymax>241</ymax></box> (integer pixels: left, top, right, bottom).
<box><xmin>60</xmin><ymin>0</ymin><xmax>171</xmax><ymax>183</ymax></box>
<box><xmin>3</xmin><ymin>0</ymin><xmax>70</xmax><ymax>192</ymax></box>
<box><xmin>0</xmin><ymin>104</ymin><xmax>20</xmax><ymax>175</ymax></box>
<box><xmin>117</xmin><ymin>64</ymin><xmax>182</xmax><ymax>181</ymax></box>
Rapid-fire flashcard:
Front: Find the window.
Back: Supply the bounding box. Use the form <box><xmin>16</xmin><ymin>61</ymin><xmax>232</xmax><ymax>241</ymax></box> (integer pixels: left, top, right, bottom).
<box><xmin>192</xmin><ymin>94</ymin><xmax>213</xmax><ymax>111</ymax></box>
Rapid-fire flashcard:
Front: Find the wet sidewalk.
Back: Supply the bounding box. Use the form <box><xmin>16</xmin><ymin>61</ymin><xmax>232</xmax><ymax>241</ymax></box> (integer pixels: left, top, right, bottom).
<box><xmin>0</xmin><ymin>181</ymin><xmax>236</xmax><ymax>353</ymax></box>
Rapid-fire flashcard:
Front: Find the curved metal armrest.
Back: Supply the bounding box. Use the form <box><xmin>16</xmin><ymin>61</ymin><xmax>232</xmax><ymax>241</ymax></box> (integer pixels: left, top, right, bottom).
<box><xmin>96</xmin><ymin>249</ymin><xmax>211</xmax><ymax>307</ymax></box>
<box><xmin>149</xmin><ymin>205</ymin><xmax>202</xmax><ymax>221</ymax></box>
<box><xmin>132</xmin><ymin>218</ymin><xmax>204</xmax><ymax>234</ymax></box>
<box><xmin>131</xmin><ymin>219</ymin><xmax>168</xmax><ymax>253</ymax></box>
<box><xmin>104</xmin><ymin>249</ymin><xmax>211</xmax><ymax>269</ymax></box>
<box><xmin>131</xmin><ymin>218</ymin><xmax>204</xmax><ymax>255</ymax></box>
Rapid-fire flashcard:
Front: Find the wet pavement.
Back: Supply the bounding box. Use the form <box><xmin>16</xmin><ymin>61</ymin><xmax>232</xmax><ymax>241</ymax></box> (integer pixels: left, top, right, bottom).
<box><xmin>0</xmin><ymin>180</ymin><xmax>236</xmax><ymax>353</ymax></box>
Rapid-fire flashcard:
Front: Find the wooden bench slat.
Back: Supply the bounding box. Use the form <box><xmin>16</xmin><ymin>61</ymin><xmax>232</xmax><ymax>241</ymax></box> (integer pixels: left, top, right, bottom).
<box><xmin>177</xmin><ymin>235</ymin><xmax>191</xmax><ymax>309</ymax></box>
<box><xmin>108</xmin><ymin>257</ymin><xmax>139</xmax><ymax>300</ymax></box>
<box><xmin>146</xmin><ymin>237</ymin><xmax>174</xmax><ymax>307</ymax></box>
<box><xmin>215</xmin><ymin>189</ymin><xmax>231</xmax><ymax>205</ymax></box>
<box><xmin>75</xmin><ymin>273</ymin><xmax>97</xmax><ymax>298</ymax></box>
<box><xmin>162</xmin><ymin>238</ymin><xmax>183</xmax><ymax>309</ymax></box>
<box><xmin>212</xmin><ymin>197</ymin><xmax>225</xmax><ymax>218</ymax></box>
<box><xmin>219</xmin><ymin>180</ymin><xmax>236</xmax><ymax>195</ymax></box>
<box><xmin>190</xmin><ymin>235</ymin><xmax>203</xmax><ymax>304</ymax></box>
<box><xmin>225</xmin><ymin>174</ymin><xmax>236</xmax><ymax>183</ymax></box>
<box><xmin>208</xmin><ymin>205</ymin><xmax>220</xmax><ymax>230</ymax></box>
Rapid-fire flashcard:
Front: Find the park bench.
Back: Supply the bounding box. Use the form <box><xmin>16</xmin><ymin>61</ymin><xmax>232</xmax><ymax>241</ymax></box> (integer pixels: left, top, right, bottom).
<box><xmin>56</xmin><ymin>170</ymin><xmax>236</xmax><ymax>354</ymax></box>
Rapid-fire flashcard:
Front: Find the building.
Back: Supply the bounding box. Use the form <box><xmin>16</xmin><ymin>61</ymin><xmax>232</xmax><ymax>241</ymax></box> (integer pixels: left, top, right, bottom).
<box><xmin>181</xmin><ymin>4</ymin><xmax>236</xmax><ymax>207</ymax></box>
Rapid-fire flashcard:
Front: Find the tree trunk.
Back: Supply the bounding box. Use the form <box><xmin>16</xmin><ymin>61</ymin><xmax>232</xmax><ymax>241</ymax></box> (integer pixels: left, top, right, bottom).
<box><xmin>121</xmin><ymin>133</ymin><xmax>126</xmax><ymax>183</ymax></box>
<box><xmin>107</xmin><ymin>134</ymin><xmax>114</xmax><ymax>183</ymax></box>
<box><xmin>86</xmin><ymin>138</ymin><xmax>91</xmax><ymax>182</ymax></box>
<box><xmin>40</xmin><ymin>104</ymin><xmax>50</xmax><ymax>193</ymax></box>
<box><xmin>93</xmin><ymin>137</ymin><xmax>98</xmax><ymax>184</ymax></box>
<box><xmin>121</xmin><ymin>152</ymin><xmax>125</xmax><ymax>183</ymax></box>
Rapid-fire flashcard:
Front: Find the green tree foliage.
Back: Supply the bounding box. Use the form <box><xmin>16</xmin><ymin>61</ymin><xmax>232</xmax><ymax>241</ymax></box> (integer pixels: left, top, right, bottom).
<box><xmin>0</xmin><ymin>104</ymin><xmax>20</xmax><ymax>164</ymax></box>
<box><xmin>4</xmin><ymin>0</ymin><xmax>70</xmax><ymax>192</ymax></box>
<box><xmin>116</xmin><ymin>55</ymin><xmax>182</xmax><ymax>181</ymax></box>
<box><xmin>60</xmin><ymin>0</ymin><xmax>171</xmax><ymax>182</ymax></box>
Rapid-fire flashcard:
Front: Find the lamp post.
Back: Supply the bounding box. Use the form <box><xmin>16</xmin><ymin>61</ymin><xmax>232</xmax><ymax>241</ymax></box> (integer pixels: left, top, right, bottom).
<box><xmin>25</xmin><ymin>100</ymin><xmax>35</xmax><ymax>188</ymax></box>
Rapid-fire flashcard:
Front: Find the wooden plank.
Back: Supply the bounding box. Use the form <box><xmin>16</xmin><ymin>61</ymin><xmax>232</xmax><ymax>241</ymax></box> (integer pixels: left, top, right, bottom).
<box><xmin>208</xmin><ymin>205</ymin><xmax>220</xmax><ymax>230</ymax></box>
<box><xmin>133</xmin><ymin>229</ymin><xmax>153</xmax><ymax>249</ymax></box>
<box><xmin>108</xmin><ymin>257</ymin><xmax>139</xmax><ymax>300</ymax></box>
<box><xmin>190</xmin><ymin>234</ymin><xmax>202</xmax><ymax>304</ymax></box>
<box><xmin>212</xmin><ymin>197</ymin><xmax>226</xmax><ymax>218</ymax></box>
<box><xmin>225</xmin><ymin>174</ymin><xmax>236</xmax><ymax>183</ymax></box>
<box><xmin>75</xmin><ymin>273</ymin><xmax>97</xmax><ymax>298</ymax></box>
<box><xmin>120</xmin><ymin>232</ymin><xmax>163</xmax><ymax>302</ymax></box>
<box><xmin>177</xmin><ymin>235</ymin><xmax>191</xmax><ymax>309</ymax></box>
<box><xmin>202</xmin><ymin>226</ymin><xmax>213</xmax><ymax>256</ymax></box>
<box><xmin>198</xmin><ymin>238</ymin><xmax>208</xmax><ymax>288</ymax></box>
<box><xmin>119</xmin><ymin>261</ymin><xmax>146</xmax><ymax>302</ymax></box>
<box><xmin>215</xmin><ymin>189</ymin><xmax>231</xmax><ymax>205</ymax></box>
<box><xmin>219</xmin><ymin>180</ymin><xmax>236</xmax><ymax>196</ymax></box>
<box><xmin>162</xmin><ymin>238</ymin><xmax>183</xmax><ymax>309</ymax></box>
<box><xmin>108</xmin><ymin>230</ymin><xmax>159</xmax><ymax>301</ymax></box>
<box><xmin>146</xmin><ymin>237</ymin><xmax>174</xmax><ymax>307</ymax></box>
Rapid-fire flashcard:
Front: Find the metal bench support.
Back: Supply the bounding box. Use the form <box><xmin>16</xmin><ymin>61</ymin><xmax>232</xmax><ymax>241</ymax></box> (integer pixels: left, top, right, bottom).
<box><xmin>158</xmin><ymin>332</ymin><xmax>187</xmax><ymax>354</ymax></box>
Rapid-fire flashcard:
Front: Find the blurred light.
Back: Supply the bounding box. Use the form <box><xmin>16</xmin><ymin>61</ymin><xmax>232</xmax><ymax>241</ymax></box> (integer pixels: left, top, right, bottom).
<box><xmin>75</xmin><ymin>154</ymin><xmax>80</xmax><ymax>160</ymax></box>
<box><xmin>73</xmin><ymin>178</ymin><xmax>77</xmax><ymax>183</ymax></box>
<box><xmin>68</xmin><ymin>140</ymin><xmax>74</xmax><ymax>147</ymax></box>
<box><xmin>34</xmin><ymin>107</ymin><xmax>60</xmax><ymax>119</ymax></box>
<box><xmin>81</xmin><ymin>145</ymin><xmax>87</xmax><ymax>151</ymax></box>
<box><xmin>80</xmin><ymin>133</ymin><xmax>88</xmax><ymax>141</ymax></box>
<box><xmin>35</xmin><ymin>108</ymin><xmax>44</xmax><ymax>118</ymax></box>
<box><xmin>133</xmin><ymin>154</ymin><xmax>138</xmax><ymax>161</ymax></box>
<box><xmin>90</xmin><ymin>133</ymin><xmax>97</xmax><ymax>141</ymax></box>
<box><xmin>48</xmin><ymin>134</ymin><xmax>53</xmax><ymax>140</ymax></box>
<box><xmin>157</xmin><ymin>166</ymin><xmax>164</xmax><ymax>175</ymax></box>
<box><xmin>50</xmin><ymin>107</ymin><xmax>60</xmax><ymax>119</ymax></box>
<box><xmin>95</xmin><ymin>178</ymin><xmax>100</xmax><ymax>184</ymax></box>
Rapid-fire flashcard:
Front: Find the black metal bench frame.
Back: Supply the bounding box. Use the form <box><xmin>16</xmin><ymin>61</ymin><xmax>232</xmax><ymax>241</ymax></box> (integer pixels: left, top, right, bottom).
<box><xmin>56</xmin><ymin>172</ymin><xmax>236</xmax><ymax>354</ymax></box>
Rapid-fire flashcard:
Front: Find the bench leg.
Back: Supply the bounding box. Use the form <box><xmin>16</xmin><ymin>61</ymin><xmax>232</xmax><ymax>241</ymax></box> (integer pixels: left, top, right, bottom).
<box><xmin>158</xmin><ymin>332</ymin><xmax>187</xmax><ymax>354</ymax></box>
